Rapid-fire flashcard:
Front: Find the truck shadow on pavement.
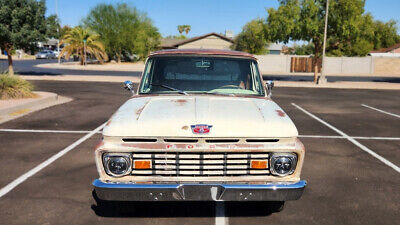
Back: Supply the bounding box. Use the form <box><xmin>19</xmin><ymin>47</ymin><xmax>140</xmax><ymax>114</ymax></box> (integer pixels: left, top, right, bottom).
<box><xmin>91</xmin><ymin>190</ymin><xmax>279</xmax><ymax>217</ymax></box>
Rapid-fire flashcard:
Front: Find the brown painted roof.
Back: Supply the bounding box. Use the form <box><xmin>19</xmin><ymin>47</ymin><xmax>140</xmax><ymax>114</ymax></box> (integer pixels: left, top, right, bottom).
<box><xmin>160</xmin><ymin>32</ymin><xmax>234</xmax><ymax>48</ymax></box>
<box><xmin>149</xmin><ymin>49</ymin><xmax>256</xmax><ymax>59</ymax></box>
<box><xmin>370</xmin><ymin>43</ymin><xmax>400</xmax><ymax>53</ymax></box>
<box><xmin>160</xmin><ymin>38</ymin><xmax>185</xmax><ymax>48</ymax></box>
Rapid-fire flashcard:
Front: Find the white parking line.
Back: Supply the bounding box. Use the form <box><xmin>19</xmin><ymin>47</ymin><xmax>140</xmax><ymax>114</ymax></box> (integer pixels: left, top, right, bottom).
<box><xmin>292</xmin><ymin>103</ymin><xmax>400</xmax><ymax>174</ymax></box>
<box><xmin>215</xmin><ymin>202</ymin><xmax>228</xmax><ymax>225</ymax></box>
<box><xmin>347</xmin><ymin>136</ymin><xmax>400</xmax><ymax>141</ymax></box>
<box><xmin>361</xmin><ymin>104</ymin><xmax>400</xmax><ymax>119</ymax></box>
<box><xmin>299</xmin><ymin>135</ymin><xmax>400</xmax><ymax>141</ymax></box>
<box><xmin>0</xmin><ymin>122</ymin><xmax>106</xmax><ymax>198</ymax></box>
<box><xmin>1</xmin><ymin>129</ymin><xmax>400</xmax><ymax>141</ymax></box>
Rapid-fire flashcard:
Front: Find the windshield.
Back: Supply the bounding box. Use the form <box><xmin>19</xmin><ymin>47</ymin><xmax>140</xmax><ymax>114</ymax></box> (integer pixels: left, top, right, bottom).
<box><xmin>139</xmin><ymin>56</ymin><xmax>264</xmax><ymax>96</ymax></box>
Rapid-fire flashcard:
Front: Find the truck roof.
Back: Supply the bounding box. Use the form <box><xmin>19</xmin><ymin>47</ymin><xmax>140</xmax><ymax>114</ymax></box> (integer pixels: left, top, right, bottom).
<box><xmin>149</xmin><ymin>49</ymin><xmax>256</xmax><ymax>60</ymax></box>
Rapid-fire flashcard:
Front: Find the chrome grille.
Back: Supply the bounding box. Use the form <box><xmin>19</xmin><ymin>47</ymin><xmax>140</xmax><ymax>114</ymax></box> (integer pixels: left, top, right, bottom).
<box><xmin>131</xmin><ymin>152</ymin><xmax>270</xmax><ymax>177</ymax></box>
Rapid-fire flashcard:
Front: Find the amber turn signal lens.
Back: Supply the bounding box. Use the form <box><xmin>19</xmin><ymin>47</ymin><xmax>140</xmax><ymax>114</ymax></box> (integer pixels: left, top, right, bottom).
<box><xmin>134</xmin><ymin>160</ymin><xmax>151</xmax><ymax>169</ymax></box>
<box><xmin>251</xmin><ymin>160</ymin><xmax>268</xmax><ymax>169</ymax></box>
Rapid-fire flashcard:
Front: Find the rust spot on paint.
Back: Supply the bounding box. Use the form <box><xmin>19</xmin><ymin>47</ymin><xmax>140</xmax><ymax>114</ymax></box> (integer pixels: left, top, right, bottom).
<box><xmin>256</xmin><ymin>107</ymin><xmax>265</xmax><ymax>121</ymax></box>
<box><xmin>276</xmin><ymin>109</ymin><xmax>286</xmax><ymax>117</ymax></box>
<box><xmin>172</xmin><ymin>99</ymin><xmax>188</xmax><ymax>106</ymax></box>
<box><xmin>136</xmin><ymin>101</ymin><xmax>150</xmax><ymax>120</ymax></box>
<box><xmin>181</xmin><ymin>125</ymin><xmax>189</xmax><ymax>130</ymax></box>
<box><xmin>94</xmin><ymin>141</ymin><xmax>104</xmax><ymax>150</ymax></box>
<box><xmin>295</xmin><ymin>138</ymin><xmax>305</xmax><ymax>152</ymax></box>
<box><xmin>136</xmin><ymin>106</ymin><xmax>145</xmax><ymax>116</ymax></box>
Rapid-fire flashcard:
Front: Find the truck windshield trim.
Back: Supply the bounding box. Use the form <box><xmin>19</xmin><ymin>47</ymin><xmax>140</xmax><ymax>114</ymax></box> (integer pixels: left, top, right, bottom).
<box><xmin>139</xmin><ymin>56</ymin><xmax>265</xmax><ymax>96</ymax></box>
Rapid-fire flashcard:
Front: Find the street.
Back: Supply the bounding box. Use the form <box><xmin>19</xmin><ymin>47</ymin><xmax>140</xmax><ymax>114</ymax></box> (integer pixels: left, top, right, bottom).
<box><xmin>0</xmin><ymin>80</ymin><xmax>398</xmax><ymax>225</ymax></box>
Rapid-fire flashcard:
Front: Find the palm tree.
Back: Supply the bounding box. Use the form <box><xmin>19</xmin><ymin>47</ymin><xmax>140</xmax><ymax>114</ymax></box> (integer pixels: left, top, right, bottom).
<box><xmin>59</xmin><ymin>26</ymin><xmax>108</xmax><ymax>65</ymax></box>
<box><xmin>183</xmin><ymin>25</ymin><xmax>191</xmax><ymax>34</ymax></box>
<box><xmin>177</xmin><ymin>25</ymin><xmax>191</xmax><ymax>35</ymax></box>
<box><xmin>177</xmin><ymin>25</ymin><xmax>185</xmax><ymax>34</ymax></box>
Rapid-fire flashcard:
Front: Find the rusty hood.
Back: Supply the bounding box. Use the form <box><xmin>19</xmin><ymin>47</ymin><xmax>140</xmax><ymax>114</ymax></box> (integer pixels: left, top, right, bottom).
<box><xmin>103</xmin><ymin>95</ymin><xmax>298</xmax><ymax>138</ymax></box>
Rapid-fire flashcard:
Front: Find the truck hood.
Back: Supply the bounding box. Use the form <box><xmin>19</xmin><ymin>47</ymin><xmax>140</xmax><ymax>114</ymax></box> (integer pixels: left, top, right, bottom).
<box><xmin>103</xmin><ymin>95</ymin><xmax>298</xmax><ymax>138</ymax></box>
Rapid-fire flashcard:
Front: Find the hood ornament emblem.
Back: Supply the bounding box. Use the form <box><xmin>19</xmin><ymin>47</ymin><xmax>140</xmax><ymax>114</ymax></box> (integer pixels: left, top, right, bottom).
<box><xmin>191</xmin><ymin>124</ymin><xmax>212</xmax><ymax>134</ymax></box>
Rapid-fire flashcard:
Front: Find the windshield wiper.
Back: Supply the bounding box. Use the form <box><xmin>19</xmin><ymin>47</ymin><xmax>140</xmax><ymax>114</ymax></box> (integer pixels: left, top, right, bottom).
<box><xmin>151</xmin><ymin>83</ymin><xmax>188</xmax><ymax>95</ymax></box>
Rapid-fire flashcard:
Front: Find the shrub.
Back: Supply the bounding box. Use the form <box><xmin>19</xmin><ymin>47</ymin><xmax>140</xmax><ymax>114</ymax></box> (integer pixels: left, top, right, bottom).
<box><xmin>0</xmin><ymin>74</ymin><xmax>35</xmax><ymax>99</ymax></box>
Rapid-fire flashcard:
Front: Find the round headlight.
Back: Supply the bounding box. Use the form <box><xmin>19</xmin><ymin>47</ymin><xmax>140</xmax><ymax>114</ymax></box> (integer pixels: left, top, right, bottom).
<box><xmin>270</xmin><ymin>153</ymin><xmax>297</xmax><ymax>176</ymax></box>
<box><xmin>103</xmin><ymin>153</ymin><xmax>131</xmax><ymax>177</ymax></box>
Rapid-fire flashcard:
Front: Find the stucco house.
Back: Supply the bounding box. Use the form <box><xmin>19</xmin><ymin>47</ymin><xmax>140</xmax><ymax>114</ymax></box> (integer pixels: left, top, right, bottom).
<box><xmin>369</xmin><ymin>43</ymin><xmax>400</xmax><ymax>57</ymax></box>
<box><xmin>160</xmin><ymin>32</ymin><xmax>234</xmax><ymax>50</ymax></box>
<box><xmin>267</xmin><ymin>43</ymin><xmax>284</xmax><ymax>55</ymax></box>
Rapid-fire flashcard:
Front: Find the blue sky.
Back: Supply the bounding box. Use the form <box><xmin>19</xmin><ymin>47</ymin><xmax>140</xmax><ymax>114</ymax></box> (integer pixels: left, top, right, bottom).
<box><xmin>46</xmin><ymin>0</ymin><xmax>400</xmax><ymax>37</ymax></box>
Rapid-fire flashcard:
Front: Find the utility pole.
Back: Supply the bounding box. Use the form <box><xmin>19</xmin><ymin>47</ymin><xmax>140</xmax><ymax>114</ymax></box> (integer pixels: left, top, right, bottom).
<box><xmin>83</xmin><ymin>39</ymin><xmax>87</xmax><ymax>66</ymax></box>
<box><xmin>318</xmin><ymin>0</ymin><xmax>329</xmax><ymax>84</ymax></box>
<box><xmin>56</xmin><ymin>0</ymin><xmax>61</xmax><ymax>64</ymax></box>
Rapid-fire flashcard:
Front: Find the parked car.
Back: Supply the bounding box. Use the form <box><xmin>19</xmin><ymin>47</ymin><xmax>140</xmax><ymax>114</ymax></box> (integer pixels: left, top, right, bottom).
<box><xmin>93</xmin><ymin>49</ymin><xmax>306</xmax><ymax>213</ymax></box>
<box><xmin>53</xmin><ymin>49</ymin><xmax>61</xmax><ymax>58</ymax></box>
<box><xmin>35</xmin><ymin>50</ymin><xmax>56</xmax><ymax>59</ymax></box>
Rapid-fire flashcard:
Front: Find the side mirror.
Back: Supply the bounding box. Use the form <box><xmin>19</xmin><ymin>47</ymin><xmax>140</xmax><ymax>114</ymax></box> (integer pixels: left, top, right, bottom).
<box><xmin>265</xmin><ymin>80</ymin><xmax>274</xmax><ymax>97</ymax></box>
<box><xmin>124</xmin><ymin>80</ymin><xmax>135</xmax><ymax>95</ymax></box>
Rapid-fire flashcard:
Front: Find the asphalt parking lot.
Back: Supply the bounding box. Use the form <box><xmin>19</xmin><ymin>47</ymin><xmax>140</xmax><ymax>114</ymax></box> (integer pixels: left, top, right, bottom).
<box><xmin>0</xmin><ymin>80</ymin><xmax>399</xmax><ymax>225</ymax></box>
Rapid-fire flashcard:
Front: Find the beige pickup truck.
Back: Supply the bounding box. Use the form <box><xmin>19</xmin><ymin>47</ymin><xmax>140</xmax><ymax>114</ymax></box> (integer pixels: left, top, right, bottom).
<box><xmin>93</xmin><ymin>49</ymin><xmax>306</xmax><ymax>212</ymax></box>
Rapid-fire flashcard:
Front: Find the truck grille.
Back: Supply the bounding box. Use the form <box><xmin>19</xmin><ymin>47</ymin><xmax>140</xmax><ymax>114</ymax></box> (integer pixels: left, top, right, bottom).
<box><xmin>131</xmin><ymin>152</ymin><xmax>270</xmax><ymax>177</ymax></box>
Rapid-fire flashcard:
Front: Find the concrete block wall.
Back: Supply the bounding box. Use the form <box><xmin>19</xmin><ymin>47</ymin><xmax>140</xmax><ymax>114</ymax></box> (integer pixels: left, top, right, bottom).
<box><xmin>325</xmin><ymin>57</ymin><xmax>373</xmax><ymax>75</ymax></box>
<box><xmin>256</xmin><ymin>55</ymin><xmax>295</xmax><ymax>74</ymax></box>
<box><xmin>256</xmin><ymin>54</ymin><xmax>400</xmax><ymax>76</ymax></box>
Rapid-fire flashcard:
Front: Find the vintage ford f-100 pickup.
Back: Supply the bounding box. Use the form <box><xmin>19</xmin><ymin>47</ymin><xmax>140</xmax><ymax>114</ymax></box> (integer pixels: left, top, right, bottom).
<box><xmin>93</xmin><ymin>49</ymin><xmax>306</xmax><ymax>211</ymax></box>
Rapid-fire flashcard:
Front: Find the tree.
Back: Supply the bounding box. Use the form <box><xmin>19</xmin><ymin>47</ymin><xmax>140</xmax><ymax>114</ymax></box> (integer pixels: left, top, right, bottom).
<box><xmin>59</xmin><ymin>25</ymin><xmax>72</xmax><ymax>39</ymax></box>
<box><xmin>232</xmin><ymin>19</ymin><xmax>269</xmax><ymax>55</ymax></box>
<box><xmin>266</xmin><ymin>0</ymin><xmax>374</xmax><ymax>81</ymax></box>
<box><xmin>134</xmin><ymin>18</ymin><xmax>161</xmax><ymax>59</ymax></box>
<box><xmin>371</xmin><ymin>19</ymin><xmax>400</xmax><ymax>50</ymax></box>
<box><xmin>59</xmin><ymin>26</ymin><xmax>108</xmax><ymax>65</ymax></box>
<box><xmin>289</xmin><ymin>43</ymin><xmax>315</xmax><ymax>55</ymax></box>
<box><xmin>0</xmin><ymin>0</ymin><xmax>47</xmax><ymax>75</ymax></box>
<box><xmin>83</xmin><ymin>3</ymin><xmax>160</xmax><ymax>62</ymax></box>
<box><xmin>46</xmin><ymin>14</ymin><xmax>60</xmax><ymax>39</ymax></box>
<box><xmin>184</xmin><ymin>25</ymin><xmax>191</xmax><ymax>34</ymax></box>
<box><xmin>177</xmin><ymin>25</ymin><xmax>191</xmax><ymax>35</ymax></box>
<box><xmin>165</xmin><ymin>35</ymin><xmax>187</xmax><ymax>40</ymax></box>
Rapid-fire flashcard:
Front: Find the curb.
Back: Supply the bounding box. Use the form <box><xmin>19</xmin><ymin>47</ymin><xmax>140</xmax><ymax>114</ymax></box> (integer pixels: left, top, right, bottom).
<box><xmin>21</xmin><ymin>75</ymin><xmax>141</xmax><ymax>83</ymax></box>
<box><xmin>0</xmin><ymin>92</ymin><xmax>72</xmax><ymax>124</ymax></box>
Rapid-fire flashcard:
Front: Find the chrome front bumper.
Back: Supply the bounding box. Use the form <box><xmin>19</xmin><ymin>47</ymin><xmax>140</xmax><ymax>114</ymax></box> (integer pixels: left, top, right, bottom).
<box><xmin>93</xmin><ymin>179</ymin><xmax>306</xmax><ymax>201</ymax></box>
